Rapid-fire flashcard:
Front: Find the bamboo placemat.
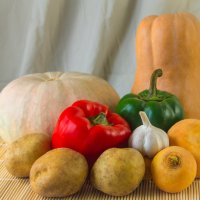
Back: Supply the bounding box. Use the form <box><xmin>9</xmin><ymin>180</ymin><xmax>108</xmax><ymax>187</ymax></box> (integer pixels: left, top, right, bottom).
<box><xmin>0</xmin><ymin>140</ymin><xmax>200</xmax><ymax>200</ymax></box>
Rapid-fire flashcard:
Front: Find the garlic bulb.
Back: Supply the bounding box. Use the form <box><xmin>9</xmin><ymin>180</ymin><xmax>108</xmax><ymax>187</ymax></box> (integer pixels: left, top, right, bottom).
<box><xmin>129</xmin><ymin>111</ymin><xmax>169</xmax><ymax>158</ymax></box>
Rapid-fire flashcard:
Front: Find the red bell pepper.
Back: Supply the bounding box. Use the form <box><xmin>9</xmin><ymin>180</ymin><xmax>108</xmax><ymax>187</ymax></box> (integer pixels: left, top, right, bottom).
<box><xmin>52</xmin><ymin>100</ymin><xmax>131</xmax><ymax>166</ymax></box>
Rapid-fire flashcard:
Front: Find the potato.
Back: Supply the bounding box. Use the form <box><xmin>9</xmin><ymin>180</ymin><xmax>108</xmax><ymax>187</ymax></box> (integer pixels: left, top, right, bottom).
<box><xmin>90</xmin><ymin>148</ymin><xmax>145</xmax><ymax>196</ymax></box>
<box><xmin>4</xmin><ymin>133</ymin><xmax>51</xmax><ymax>177</ymax></box>
<box><xmin>30</xmin><ymin>148</ymin><xmax>88</xmax><ymax>197</ymax></box>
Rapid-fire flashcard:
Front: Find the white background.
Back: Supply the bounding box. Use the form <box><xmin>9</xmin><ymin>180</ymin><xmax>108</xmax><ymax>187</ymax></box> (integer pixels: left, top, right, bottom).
<box><xmin>0</xmin><ymin>0</ymin><xmax>199</xmax><ymax>96</ymax></box>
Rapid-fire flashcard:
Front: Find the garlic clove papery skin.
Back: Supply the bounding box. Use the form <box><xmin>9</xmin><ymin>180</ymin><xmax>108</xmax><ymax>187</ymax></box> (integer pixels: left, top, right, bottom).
<box><xmin>143</xmin><ymin>126</ymin><xmax>169</xmax><ymax>158</ymax></box>
<box><xmin>143</xmin><ymin>128</ymin><xmax>159</xmax><ymax>158</ymax></box>
<box><xmin>128</xmin><ymin>125</ymin><xmax>146</xmax><ymax>153</ymax></box>
<box><xmin>128</xmin><ymin>111</ymin><xmax>169</xmax><ymax>158</ymax></box>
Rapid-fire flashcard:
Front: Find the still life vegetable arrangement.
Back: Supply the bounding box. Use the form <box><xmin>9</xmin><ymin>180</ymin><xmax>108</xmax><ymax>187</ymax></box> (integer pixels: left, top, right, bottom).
<box><xmin>1</xmin><ymin>12</ymin><xmax>200</xmax><ymax>198</ymax></box>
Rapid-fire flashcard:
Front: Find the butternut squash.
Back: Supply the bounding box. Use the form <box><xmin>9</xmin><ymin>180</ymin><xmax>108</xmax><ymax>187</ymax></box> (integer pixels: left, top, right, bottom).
<box><xmin>132</xmin><ymin>12</ymin><xmax>200</xmax><ymax>118</ymax></box>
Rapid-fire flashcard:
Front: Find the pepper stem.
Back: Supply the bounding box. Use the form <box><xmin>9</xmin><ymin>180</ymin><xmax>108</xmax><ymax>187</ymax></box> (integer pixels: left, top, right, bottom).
<box><xmin>90</xmin><ymin>112</ymin><xmax>110</xmax><ymax>126</ymax></box>
<box><xmin>148</xmin><ymin>69</ymin><xmax>163</xmax><ymax>97</ymax></box>
<box><xmin>139</xmin><ymin>111</ymin><xmax>152</xmax><ymax>128</ymax></box>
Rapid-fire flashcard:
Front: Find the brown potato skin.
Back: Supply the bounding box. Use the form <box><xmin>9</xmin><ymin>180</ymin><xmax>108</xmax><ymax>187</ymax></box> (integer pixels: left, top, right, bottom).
<box><xmin>90</xmin><ymin>148</ymin><xmax>145</xmax><ymax>196</ymax></box>
<box><xmin>30</xmin><ymin>148</ymin><xmax>88</xmax><ymax>197</ymax></box>
<box><xmin>4</xmin><ymin>133</ymin><xmax>51</xmax><ymax>177</ymax></box>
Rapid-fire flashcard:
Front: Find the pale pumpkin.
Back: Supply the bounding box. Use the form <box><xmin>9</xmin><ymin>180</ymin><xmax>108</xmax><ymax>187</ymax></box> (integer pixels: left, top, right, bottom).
<box><xmin>168</xmin><ymin>119</ymin><xmax>200</xmax><ymax>178</ymax></box>
<box><xmin>0</xmin><ymin>72</ymin><xmax>119</xmax><ymax>142</ymax></box>
<box><xmin>132</xmin><ymin>12</ymin><xmax>200</xmax><ymax>118</ymax></box>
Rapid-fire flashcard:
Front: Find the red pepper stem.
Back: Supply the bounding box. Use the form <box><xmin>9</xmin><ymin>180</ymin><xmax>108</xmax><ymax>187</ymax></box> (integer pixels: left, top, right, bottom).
<box><xmin>90</xmin><ymin>112</ymin><xmax>111</xmax><ymax>126</ymax></box>
<box><xmin>148</xmin><ymin>69</ymin><xmax>163</xmax><ymax>98</ymax></box>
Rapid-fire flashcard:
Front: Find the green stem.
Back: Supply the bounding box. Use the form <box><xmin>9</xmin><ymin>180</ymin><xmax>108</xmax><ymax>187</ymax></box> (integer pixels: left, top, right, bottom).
<box><xmin>148</xmin><ymin>69</ymin><xmax>163</xmax><ymax>98</ymax></box>
<box><xmin>90</xmin><ymin>112</ymin><xmax>111</xmax><ymax>126</ymax></box>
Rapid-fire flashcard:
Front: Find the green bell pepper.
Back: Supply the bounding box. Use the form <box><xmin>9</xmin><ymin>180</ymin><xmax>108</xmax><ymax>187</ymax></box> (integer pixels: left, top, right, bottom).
<box><xmin>116</xmin><ymin>69</ymin><xmax>184</xmax><ymax>132</ymax></box>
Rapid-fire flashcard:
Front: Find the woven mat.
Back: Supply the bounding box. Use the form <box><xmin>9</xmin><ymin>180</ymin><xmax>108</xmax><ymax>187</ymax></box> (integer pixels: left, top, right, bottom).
<box><xmin>0</xmin><ymin>141</ymin><xmax>200</xmax><ymax>200</ymax></box>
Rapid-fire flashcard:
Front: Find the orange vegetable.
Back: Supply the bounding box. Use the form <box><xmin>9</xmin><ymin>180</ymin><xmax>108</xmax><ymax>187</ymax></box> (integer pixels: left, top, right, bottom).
<box><xmin>151</xmin><ymin>146</ymin><xmax>197</xmax><ymax>193</ymax></box>
<box><xmin>132</xmin><ymin>12</ymin><xmax>200</xmax><ymax>119</ymax></box>
<box><xmin>168</xmin><ymin>119</ymin><xmax>200</xmax><ymax>177</ymax></box>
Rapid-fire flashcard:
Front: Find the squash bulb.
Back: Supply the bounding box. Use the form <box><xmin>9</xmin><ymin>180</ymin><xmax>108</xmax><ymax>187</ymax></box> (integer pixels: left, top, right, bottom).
<box><xmin>129</xmin><ymin>111</ymin><xmax>169</xmax><ymax>158</ymax></box>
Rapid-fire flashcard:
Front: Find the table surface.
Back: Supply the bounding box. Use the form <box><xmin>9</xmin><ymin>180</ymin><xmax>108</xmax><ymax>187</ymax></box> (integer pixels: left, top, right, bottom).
<box><xmin>0</xmin><ymin>141</ymin><xmax>200</xmax><ymax>200</ymax></box>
